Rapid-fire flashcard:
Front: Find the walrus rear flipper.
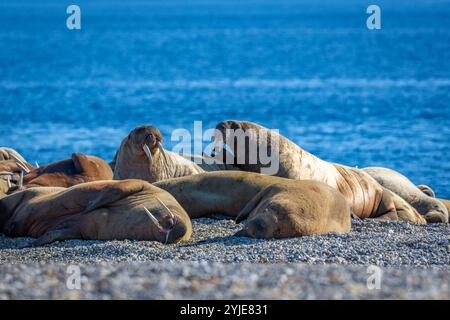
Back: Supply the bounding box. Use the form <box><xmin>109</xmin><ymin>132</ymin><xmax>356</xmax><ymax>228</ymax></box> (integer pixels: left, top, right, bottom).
<box><xmin>27</xmin><ymin>226</ymin><xmax>80</xmax><ymax>247</ymax></box>
<box><xmin>235</xmin><ymin>185</ymin><xmax>274</xmax><ymax>223</ymax></box>
<box><xmin>416</xmin><ymin>184</ymin><xmax>436</xmax><ymax>198</ymax></box>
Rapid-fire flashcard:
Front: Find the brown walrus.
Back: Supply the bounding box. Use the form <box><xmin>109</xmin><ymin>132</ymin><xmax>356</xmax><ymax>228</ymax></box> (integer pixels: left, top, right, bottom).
<box><xmin>11</xmin><ymin>153</ymin><xmax>113</xmax><ymax>191</ymax></box>
<box><xmin>363</xmin><ymin>167</ymin><xmax>448</xmax><ymax>223</ymax></box>
<box><xmin>211</xmin><ymin>120</ymin><xmax>425</xmax><ymax>224</ymax></box>
<box><xmin>0</xmin><ymin>179</ymin><xmax>192</xmax><ymax>246</ymax></box>
<box><xmin>112</xmin><ymin>125</ymin><xmax>237</xmax><ymax>183</ymax></box>
<box><xmin>154</xmin><ymin>171</ymin><xmax>351</xmax><ymax>239</ymax></box>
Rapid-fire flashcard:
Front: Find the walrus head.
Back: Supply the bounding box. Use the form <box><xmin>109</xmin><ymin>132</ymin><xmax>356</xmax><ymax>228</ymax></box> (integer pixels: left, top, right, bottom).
<box><xmin>126</xmin><ymin>125</ymin><xmax>163</xmax><ymax>161</ymax></box>
<box><xmin>212</xmin><ymin>120</ymin><xmax>279</xmax><ymax>174</ymax></box>
<box><xmin>140</xmin><ymin>195</ymin><xmax>192</xmax><ymax>244</ymax></box>
<box><xmin>234</xmin><ymin>199</ymin><xmax>302</xmax><ymax>239</ymax></box>
<box><xmin>113</xmin><ymin>126</ymin><xmax>165</xmax><ymax>182</ymax></box>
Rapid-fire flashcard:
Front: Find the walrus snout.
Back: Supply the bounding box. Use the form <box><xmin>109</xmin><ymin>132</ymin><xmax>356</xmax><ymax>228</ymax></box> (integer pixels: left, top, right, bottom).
<box><xmin>142</xmin><ymin>195</ymin><xmax>192</xmax><ymax>244</ymax></box>
<box><xmin>129</xmin><ymin>126</ymin><xmax>163</xmax><ymax>155</ymax></box>
<box><xmin>424</xmin><ymin>210</ymin><xmax>449</xmax><ymax>223</ymax></box>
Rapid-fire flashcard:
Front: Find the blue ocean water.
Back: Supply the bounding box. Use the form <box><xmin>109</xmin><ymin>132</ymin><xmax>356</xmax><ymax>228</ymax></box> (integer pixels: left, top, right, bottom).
<box><xmin>0</xmin><ymin>0</ymin><xmax>449</xmax><ymax>197</ymax></box>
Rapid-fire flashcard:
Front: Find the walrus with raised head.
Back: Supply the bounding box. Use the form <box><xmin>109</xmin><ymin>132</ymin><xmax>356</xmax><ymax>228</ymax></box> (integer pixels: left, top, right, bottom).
<box><xmin>0</xmin><ymin>179</ymin><xmax>192</xmax><ymax>246</ymax></box>
<box><xmin>155</xmin><ymin>171</ymin><xmax>351</xmax><ymax>239</ymax></box>
<box><xmin>10</xmin><ymin>153</ymin><xmax>113</xmax><ymax>191</ymax></box>
<box><xmin>362</xmin><ymin>167</ymin><xmax>448</xmax><ymax>223</ymax></box>
<box><xmin>112</xmin><ymin>125</ymin><xmax>237</xmax><ymax>183</ymax></box>
<box><xmin>211</xmin><ymin>120</ymin><xmax>426</xmax><ymax>224</ymax></box>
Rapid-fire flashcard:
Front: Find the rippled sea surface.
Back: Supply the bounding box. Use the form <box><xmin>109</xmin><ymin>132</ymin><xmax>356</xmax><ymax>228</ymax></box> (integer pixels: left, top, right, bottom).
<box><xmin>0</xmin><ymin>0</ymin><xmax>449</xmax><ymax>197</ymax></box>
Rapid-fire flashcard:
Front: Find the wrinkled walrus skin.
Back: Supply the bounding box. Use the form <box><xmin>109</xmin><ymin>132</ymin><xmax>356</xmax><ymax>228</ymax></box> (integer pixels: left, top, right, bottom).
<box><xmin>363</xmin><ymin>167</ymin><xmax>448</xmax><ymax>223</ymax></box>
<box><xmin>112</xmin><ymin>125</ymin><xmax>237</xmax><ymax>183</ymax></box>
<box><xmin>0</xmin><ymin>179</ymin><xmax>192</xmax><ymax>246</ymax></box>
<box><xmin>211</xmin><ymin>120</ymin><xmax>425</xmax><ymax>224</ymax></box>
<box><xmin>16</xmin><ymin>153</ymin><xmax>113</xmax><ymax>190</ymax></box>
<box><xmin>155</xmin><ymin>171</ymin><xmax>351</xmax><ymax>239</ymax></box>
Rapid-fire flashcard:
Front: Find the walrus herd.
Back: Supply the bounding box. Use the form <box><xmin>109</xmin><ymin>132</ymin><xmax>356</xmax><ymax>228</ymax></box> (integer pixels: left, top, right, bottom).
<box><xmin>0</xmin><ymin>121</ymin><xmax>448</xmax><ymax>246</ymax></box>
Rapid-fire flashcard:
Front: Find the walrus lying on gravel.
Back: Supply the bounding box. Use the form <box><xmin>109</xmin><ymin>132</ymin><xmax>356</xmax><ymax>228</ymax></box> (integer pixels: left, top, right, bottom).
<box><xmin>211</xmin><ymin>120</ymin><xmax>425</xmax><ymax>224</ymax></box>
<box><xmin>0</xmin><ymin>179</ymin><xmax>192</xmax><ymax>246</ymax></box>
<box><xmin>416</xmin><ymin>185</ymin><xmax>450</xmax><ymax>220</ymax></box>
<box><xmin>363</xmin><ymin>167</ymin><xmax>448</xmax><ymax>223</ymax></box>
<box><xmin>112</xmin><ymin>125</ymin><xmax>237</xmax><ymax>182</ymax></box>
<box><xmin>155</xmin><ymin>171</ymin><xmax>351</xmax><ymax>238</ymax></box>
<box><xmin>10</xmin><ymin>153</ymin><xmax>113</xmax><ymax>191</ymax></box>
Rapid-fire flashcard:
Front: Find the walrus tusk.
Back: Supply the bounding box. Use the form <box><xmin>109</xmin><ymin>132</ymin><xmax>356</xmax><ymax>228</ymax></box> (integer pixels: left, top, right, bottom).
<box><xmin>6</xmin><ymin>176</ymin><xmax>11</xmax><ymax>188</ymax></box>
<box><xmin>35</xmin><ymin>162</ymin><xmax>40</xmax><ymax>168</ymax></box>
<box><xmin>16</xmin><ymin>161</ymin><xmax>30</xmax><ymax>174</ymax></box>
<box><xmin>143</xmin><ymin>206</ymin><xmax>162</xmax><ymax>229</ymax></box>
<box><xmin>165</xmin><ymin>231</ymin><xmax>170</xmax><ymax>245</ymax></box>
<box><xmin>155</xmin><ymin>196</ymin><xmax>175</xmax><ymax>220</ymax></box>
<box><xmin>0</xmin><ymin>171</ymin><xmax>14</xmax><ymax>176</ymax></box>
<box><xmin>143</xmin><ymin>144</ymin><xmax>153</xmax><ymax>162</ymax></box>
<box><xmin>18</xmin><ymin>171</ymin><xmax>24</xmax><ymax>189</ymax></box>
<box><xmin>10</xmin><ymin>153</ymin><xmax>29</xmax><ymax>171</ymax></box>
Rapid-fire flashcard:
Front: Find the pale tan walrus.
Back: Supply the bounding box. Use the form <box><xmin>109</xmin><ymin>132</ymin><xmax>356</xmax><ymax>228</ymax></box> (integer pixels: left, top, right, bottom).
<box><xmin>0</xmin><ymin>147</ymin><xmax>29</xmax><ymax>164</ymax></box>
<box><xmin>211</xmin><ymin>120</ymin><xmax>425</xmax><ymax>224</ymax></box>
<box><xmin>10</xmin><ymin>153</ymin><xmax>113</xmax><ymax>191</ymax></box>
<box><xmin>0</xmin><ymin>179</ymin><xmax>192</xmax><ymax>246</ymax></box>
<box><xmin>154</xmin><ymin>171</ymin><xmax>351</xmax><ymax>239</ymax></box>
<box><xmin>112</xmin><ymin>125</ymin><xmax>237</xmax><ymax>183</ymax></box>
<box><xmin>363</xmin><ymin>167</ymin><xmax>448</xmax><ymax>223</ymax></box>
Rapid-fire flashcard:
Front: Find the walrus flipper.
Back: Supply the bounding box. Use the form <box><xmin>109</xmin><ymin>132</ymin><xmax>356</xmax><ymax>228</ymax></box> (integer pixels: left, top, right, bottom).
<box><xmin>416</xmin><ymin>184</ymin><xmax>436</xmax><ymax>198</ymax></box>
<box><xmin>29</xmin><ymin>226</ymin><xmax>80</xmax><ymax>247</ymax></box>
<box><xmin>235</xmin><ymin>185</ymin><xmax>274</xmax><ymax>223</ymax></box>
<box><xmin>78</xmin><ymin>180</ymin><xmax>146</xmax><ymax>215</ymax></box>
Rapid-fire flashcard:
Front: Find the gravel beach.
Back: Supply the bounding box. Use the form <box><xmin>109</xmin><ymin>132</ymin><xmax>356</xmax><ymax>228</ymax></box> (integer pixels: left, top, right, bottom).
<box><xmin>0</xmin><ymin>218</ymin><xmax>448</xmax><ymax>299</ymax></box>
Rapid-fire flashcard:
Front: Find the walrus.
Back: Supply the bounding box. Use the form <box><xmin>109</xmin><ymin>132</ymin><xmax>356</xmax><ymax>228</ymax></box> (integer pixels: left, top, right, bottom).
<box><xmin>362</xmin><ymin>167</ymin><xmax>448</xmax><ymax>223</ymax></box>
<box><xmin>211</xmin><ymin>120</ymin><xmax>425</xmax><ymax>224</ymax></box>
<box><xmin>154</xmin><ymin>171</ymin><xmax>351</xmax><ymax>239</ymax></box>
<box><xmin>10</xmin><ymin>153</ymin><xmax>113</xmax><ymax>191</ymax></box>
<box><xmin>112</xmin><ymin>125</ymin><xmax>237</xmax><ymax>183</ymax></box>
<box><xmin>416</xmin><ymin>184</ymin><xmax>450</xmax><ymax>220</ymax></box>
<box><xmin>0</xmin><ymin>147</ymin><xmax>29</xmax><ymax>164</ymax></box>
<box><xmin>0</xmin><ymin>179</ymin><xmax>192</xmax><ymax>246</ymax></box>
